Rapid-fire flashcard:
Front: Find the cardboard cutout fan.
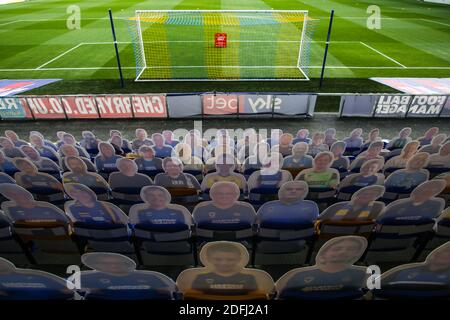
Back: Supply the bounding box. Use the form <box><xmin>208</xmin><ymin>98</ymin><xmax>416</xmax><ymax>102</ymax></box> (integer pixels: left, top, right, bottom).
<box><xmin>176</xmin><ymin>241</ymin><xmax>274</xmax><ymax>300</ymax></box>
<box><xmin>276</xmin><ymin>236</ymin><xmax>369</xmax><ymax>300</ymax></box>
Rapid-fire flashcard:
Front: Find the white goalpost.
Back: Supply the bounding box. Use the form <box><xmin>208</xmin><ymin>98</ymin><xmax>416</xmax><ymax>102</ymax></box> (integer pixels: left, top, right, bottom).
<box><xmin>129</xmin><ymin>10</ymin><xmax>314</xmax><ymax>81</ymax></box>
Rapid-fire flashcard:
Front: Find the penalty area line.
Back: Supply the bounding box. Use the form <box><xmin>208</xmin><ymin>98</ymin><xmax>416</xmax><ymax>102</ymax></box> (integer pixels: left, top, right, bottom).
<box><xmin>359</xmin><ymin>42</ymin><xmax>407</xmax><ymax>68</ymax></box>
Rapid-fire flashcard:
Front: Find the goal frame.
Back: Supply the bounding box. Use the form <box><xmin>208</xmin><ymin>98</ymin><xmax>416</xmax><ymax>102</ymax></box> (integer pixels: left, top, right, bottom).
<box><xmin>134</xmin><ymin>10</ymin><xmax>310</xmax><ymax>82</ymax></box>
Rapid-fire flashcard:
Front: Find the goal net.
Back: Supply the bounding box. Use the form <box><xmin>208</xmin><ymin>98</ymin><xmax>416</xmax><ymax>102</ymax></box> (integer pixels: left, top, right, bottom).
<box><xmin>129</xmin><ymin>10</ymin><xmax>315</xmax><ymax>81</ymax></box>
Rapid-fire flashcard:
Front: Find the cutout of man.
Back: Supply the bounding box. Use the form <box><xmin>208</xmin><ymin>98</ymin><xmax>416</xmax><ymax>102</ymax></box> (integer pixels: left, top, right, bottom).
<box><xmin>4</xmin><ymin>130</ymin><xmax>28</xmax><ymax>148</ymax></box>
<box><xmin>308</xmin><ymin>132</ymin><xmax>329</xmax><ymax>157</ymax></box>
<box><xmin>384</xmin><ymin>152</ymin><xmax>429</xmax><ymax>190</ymax></box>
<box><xmin>151</xmin><ymin>133</ymin><xmax>174</xmax><ymax>158</ymax></box>
<box><xmin>59</xmin><ymin>144</ymin><xmax>96</xmax><ymax>172</ymax></box>
<box><xmin>71</xmin><ymin>252</ymin><xmax>176</xmax><ymax>300</ymax></box>
<box><xmin>134</xmin><ymin>145</ymin><xmax>163</xmax><ymax>172</ymax></box>
<box><xmin>154</xmin><ymin>157</ymin><xmax>201</xmax><ymax>190</ymax></box>
<box><xmin>162</xmin><ymin>130</ymin><xmax>180</xmax><ymax>148</ymax></box>
<box><xmin>377</xmin><ymin>180</ymin><xmax>446</xmax><ymax>224</ymax></box>
<box><xmin>177</xmin><ymin>241</ymin><xmax>274</xmax><ymax>298</ymax></box>
<box><xmin>384</xmin><ymin>141</ymin><xmax>420</xmax><ymax>169</ymax></box>
<box><xmin>342</xmin><ymin>159</ymin><xmax>384</xmax><ymax>189</ymax></box>
<box><xmin>13</xmin><ymin>158</ymin><xmax>62</xmax><ymax>192</ymax></box>
<box><xmin>343</xmin><ymin>128</ymin><xmax>363</xmax><ymax>149</ymax></box>
<box><xmin>330</xmin><ymin>141</ymin><xmax>349</xmax><ymax>171</ymax></box>
<box><xmin>320</xmin><ymin>185</ymin><xmax>385</xmax><ymax>221</ymax></box>
<box><xmin>132</xmin><ymin>128</ymin><xmax>153</xmax><ymax>152</ymax></box>
<box><xmin>276</xmin><ymin>236</ymin><xmax>368</xmax><ymax>300</ymax></box>
<box><xmin>59</xmin><ymin>133</ymin><xmax>89</xmax><ymax>158</ymax></box>
<box><xmin>419</xmin><ymin>134</ymin><xmax>447</xmax><ymax>155</ymax></box>
<box><xmin>0</xmin><ymin>257</ymin><xmax>72</xmax><ymax>300</ymax></box>
<box><xmin>129</xmin><ymin>186</ymin><xmax>192</xmax><ymax>232</ymax></box>
<box><xmin>293</xmin><ymin>129</ymin><xmax>311</xmax><ymax>145</ymax></box>
<box><xmin>387</xmin><ymin>127</ymin><xmax>412</xmax><ymax>150</ymax></box>
<box><xmin>109</xmin><ymin>158</ymin><xmax>153</xmax><ymax>202</ymax></box>
<box><xmin>257</xmin><ymin>181</ymin><xmax>319</xmax><ymax>228</ymax></box>
<box><xmin>0</xmin><ymin>149</ymin><xmax>18</xmax><ymax>173</ymax></box>
<box><xmin>350</xmin><ymin>141</ymin><xmax>384</xmax><ymax>172</ymax></box>
<box><xmin>296</xmin><ymin>152</ymin><xmax>340</xmax><ymax>189</ymax></box>
<box><xmin>21</xmin><ymin>145</ymin><xmax>60</xmax><ymax>172</ymax></box>
<box><xmin>202</xmin><ymin>154</ymin><xmax>246</xmax><ymax>192</ymax></box>
<box><xmin>0</xmin><ymin>137</ymin><xmax>25</xmax><ymax>158</ymax></box>
<box><xmin>247</xmin><ymin>152</ymin><xmax>292</xmax><ymax>191</ymax></box>
<box><xmin>324</xmin><ymin>128</ymin><xmax>338</xmax><ymax>148</ymax></box>
<box><xmin>418</xmin><ymin>127</ymin><xmax>439</xmax><ymax>146</ymax></box>
<box><xmin>0</xmin><ymin>184</ymin><xmax>68</xmax><ymax>222</ymax></box>
<box><xmin>378</xmin><ymin>242</ymin><xmax>450</xmax><ymax>299</ymax></box>
<box><xmin>193</xmin><ymin>182</ymin><xmax>256</xmax><ymax>231</ymax></box>
<box><xmin>63</xmin><ymin>156</ymin><xmax>109</xmax><ymax>190</ymax></box>
<box><xmin>361</xmin><ymin>128</ymin><xmax>382</xmax><ymax>150</ymax></box>
<box><xmin>283</xmin><ymin>142</ymin><xmax>313</xmax><ymax>170</ymax></box>
<box><xmin>428</xmin><ymin>141</ymin><xmax>450</xmax><ymax>168</ymax></box>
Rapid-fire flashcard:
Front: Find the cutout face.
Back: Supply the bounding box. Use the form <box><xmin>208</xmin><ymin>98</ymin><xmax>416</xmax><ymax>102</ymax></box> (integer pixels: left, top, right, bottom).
<box><xmin>439</xmin><ymin>141</ymin><xmax>450</xmax><ymax>156</ymax></box>
<box><xmin>135</xmin><ymin>129</ymin><xmax>147</xmax><ymax>140</ymax></box>
<box><xmin>215</xmin><ymin>154</ymin><xmax>236</xmax><ymax>174</ymax></box>
<box><xmin>431</xmin><ymin>134</ymin><xmax>447</xmax><ymax>146</ymax></box>
<box><xmin>139</xmin><ymin>145</ymin><xmax>155</xmax><ymax>159</ymax></box>
<box><xmin>297</xmin><ymin>129</ymin><xmax>309</xmax><ymax>139</ymax></box>
<box><xmin>399</xmin><ymin>127</ymin><xmax>412</xmax><ymax>139</ymax></box>
<box><xmin>292</xmin><ymin>142</ymin><xmax>308</xmax><ymax>158</ymax></box>
<box><xmin>360</xmin><ymin>159</ymin><xmax>383</xmax><ymax>176</ymax></box>
<box><xmin>405</xmin><ymin>152</ymin><xmax>429</xmax><ymax>171</ymax></box>
<box><xmin>152</xmin><ymin>133</ymin><xmax>164</xmax><ymax>147</ymax></box>
<box><xmin>61</xmin><ymin>144</ymin><xmax>79</xmax><ymax>157</ymax></box>
<box><xmin>278</xmin><ymin>181</ymin><xmax>309</xmax><ymax>202</ymax></box>
<box><xmin>13</xmin><ymin>158</ymin><xmax>38</xmax><ymax>174</ymax></box>
<box><xmin>401</xmin><ymin>141</ymin><xmax>420</xmax><ymax>158</ymax></box>
<box><xmin>368</xmin><ymin>129</ymin><xmax>380</xmax><ymax>141</ymax></box>
<box><xmin>312</xmin><ymin>132</ymin><xmax>325</xmax><ymax>145</ymax></box>
<box><xmin>351</xmin><ymin>185</ymin><xmax>385</xmax><ymax>206</ymax></box>
<box><xmin>330</xmin><ymin>141</ymin><xmax>346</xmax><ymax>157</ymax></box>
<box><xmin>0</xmin><ymin>184</ymin><xmax>34</xmax><ymax>206</ymax></box>
<box><xmin>21</xmin><ymin>146</ymin><xmax>40</xmax><ymax>161</ymax></box>
<box><xmin>315</xmin><ymin>236</ymin><xmax>368</xmax><ymax>268</ymax></box>
<box><xmin>64</xmin><ymin>183</ymin><xmax>97</xmax><ymax>205</ymax></box>
<box><xmin>199</xmin><ymin>241</ymin><xmax>249</xmax><ymax>273</ymax></box>
<box><xmin>367</xmin><ymin>141</ymin><xmax>383</xmax><ymax>157</ymax></box>
<box><xmin>410</xmin><ymin>180</ymin><xmax>446</xmax><ymax>203</ymax></box>
<box><xmin>209</xmin><ymin>181</ymin><xmax>240</xmax><ymax>207</ymax></box>
<box><xmin>65</xmin><ymin>156</ymin><xmax>87</xmax><ymax>173</ymax></box>
<box><xmin>162</xmin><ymin>157</ymin><xmax>183</xmax><ymax>176</ymax></box>
<box><xmin>98</xmin><ymin>142</ymin><xmax>115</xmax><ymax>158</ymax></box>
<box><xmin>116</xmin><ymin>158</ymin><xmax>138</xmax><ymax>176</ymax></box>
<box><xmin>313</xmin><ymin>152</ymin><xmax>333</xmax><ymax>171</ymax></box>
<box><xmin>140</xmin><ymin>186</ymin><xmax>171</xmax><ymax>209</ymax></box>
<box><xmin>82</xmin><ymin>252</ymin><xmax>136</xmax><ymax>275</ymax></box>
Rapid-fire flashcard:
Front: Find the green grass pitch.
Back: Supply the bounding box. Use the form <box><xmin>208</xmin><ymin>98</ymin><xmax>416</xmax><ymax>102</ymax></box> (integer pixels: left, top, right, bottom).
<box><xmin>0</xmin><ymin>0</ymin><xmax>449</xmax><ymax>88</ymax></box>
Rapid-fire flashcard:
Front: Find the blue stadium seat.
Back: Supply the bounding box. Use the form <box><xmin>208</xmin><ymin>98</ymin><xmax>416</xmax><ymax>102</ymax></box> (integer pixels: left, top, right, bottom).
<box><xmin>130</xmin><ymin>203</ymin><xmax>194</xmax><ymax>266</ymax></box>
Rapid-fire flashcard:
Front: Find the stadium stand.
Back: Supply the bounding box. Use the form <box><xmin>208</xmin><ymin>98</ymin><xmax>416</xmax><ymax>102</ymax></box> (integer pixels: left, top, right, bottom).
<box><xmin>0</xmin><ymin>126</ymin><xmax>449</xmax><ymax>300</ymax></box>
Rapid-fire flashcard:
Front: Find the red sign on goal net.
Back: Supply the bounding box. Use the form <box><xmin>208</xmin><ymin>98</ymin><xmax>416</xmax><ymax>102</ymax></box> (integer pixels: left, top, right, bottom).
<box><xmin>214</xmin><ymin>33</ymin><xmax>227</xmax><ymax>48</ymax></box>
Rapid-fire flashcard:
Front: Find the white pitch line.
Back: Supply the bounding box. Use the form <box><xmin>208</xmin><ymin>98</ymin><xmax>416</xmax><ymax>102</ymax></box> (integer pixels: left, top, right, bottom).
<box><xmin>420</xmin><ymin>18</ymin><xmax>450</xmax><ymax>27</ymax></box>
<box><xmin>359</xmin><ymin>42</ymin><xmax>407</xmax><ymax>68</ymax></box>
<box><xmin>36</xmin><ymin>43</ymin><xmax>84</xmax><ymax>69</ymax></box>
